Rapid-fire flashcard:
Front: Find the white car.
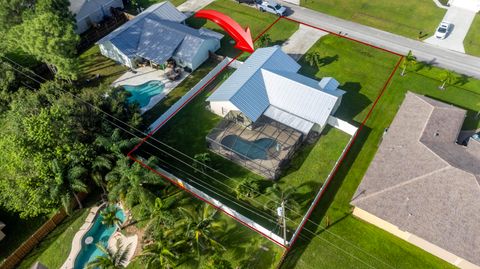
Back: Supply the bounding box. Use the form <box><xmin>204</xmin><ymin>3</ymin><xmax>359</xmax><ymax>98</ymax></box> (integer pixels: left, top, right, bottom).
<box><xmin>435</xmin><ymin>21</ymin><xmax>451</xmax><ymax>39</ymax></box>
<box><xmin>258</xmin><ymin>1</ymin><xmax>286</xmax><ymax>16</ymax></box>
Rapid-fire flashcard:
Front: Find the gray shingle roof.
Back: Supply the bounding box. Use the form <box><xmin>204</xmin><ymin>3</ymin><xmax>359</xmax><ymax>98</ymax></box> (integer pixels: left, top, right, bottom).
<box><xmin>207</xmin><ymin>46</ymin><xmax>345</xmax><ymax>132</ymax></box>
<box><xmin>352</xmin><ymin>92</ymin><xmax>480</xmax><ymax>266</ymax></box>
<box><xmin>97</xmin><ymin>1</ymin><xmax>222</xmax><ymax>65</ymax></box>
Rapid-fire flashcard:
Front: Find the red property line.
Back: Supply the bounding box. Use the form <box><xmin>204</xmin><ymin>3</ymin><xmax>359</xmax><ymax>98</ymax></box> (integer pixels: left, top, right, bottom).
<box><xmin>280</xmin><ymin>56</ymin><xmax>404</xmax><ymax>267</ymax></box>
<box><xmin>282</xmin><ymin>16</ymin><xmax>403</xmax><ymax>57</ymax></box>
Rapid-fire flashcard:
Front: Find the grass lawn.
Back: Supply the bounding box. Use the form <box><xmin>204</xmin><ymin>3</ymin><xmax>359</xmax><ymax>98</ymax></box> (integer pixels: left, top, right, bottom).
<box><xmin>464</xmin><ymin>14</ymin><xmax>480</xmax><ymax>57</ymax></box>
<box><xmin>187</xmin><ymin>0</ymin><xmax>299</xmax><ymax>59</ymax></box>
<box><xmin>16</xmin><ymin>209</ymin><xmax>90</xmax><ymax>269</ymax></box>
<box><xmin>281</xmin><ymin>34</ymin><xmax>480</xmax><ymax>268</ymax></box>
<box><xmin>78</xmin><ymin>45</ymin><xmax>128</xmax><ymax>87</ymax></box>
<box><xmin>0</xmin><ymin>210</ymin><xmax>46</xmax><ymax>262</ymax></box>
<box><xmin>301</xmin><ymin>0</ymin><xmax>445</xmax><ymax>40</ymax></box>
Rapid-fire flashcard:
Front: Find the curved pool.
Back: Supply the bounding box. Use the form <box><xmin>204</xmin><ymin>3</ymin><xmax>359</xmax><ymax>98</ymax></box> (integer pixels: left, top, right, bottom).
<box><xmin>123</xmin><ymin>80</ymin><xmax>165</xmax><ymax>108</ymax></box>
<box><xmin>74</xmin><ymin>207</ymin><xmax>126</xmax><ymax>268</ymax></box>
<box><xmin>221</xmin><ymin>135</ymin><xmax>279</xmax><ymax>160</ymax></box>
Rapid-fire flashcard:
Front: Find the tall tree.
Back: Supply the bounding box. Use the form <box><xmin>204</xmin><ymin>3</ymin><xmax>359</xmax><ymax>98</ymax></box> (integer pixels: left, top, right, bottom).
<box><xmin>0</xmin><ymin>0</ymin><xmax>34</xmax><ymax>31</ymax></box>
<box><xmin>137</xmin><ymin>237</ymin><xmax>186</xmax><ymax>269</ymax></box>
<box><xmin>192</xmin><ymin>153</ymin><xmax>211</xmax><ymax>173</ymax></box>
<box><xmin>101</xmin><ymin>205</ymin><xmax>123</xmax><ymax>228</ymax></box>
<box><xmin>304</xmin><ymin>51</ymin><xmax>322</xmax><ymax>70</ymax></box>
<box><xmin>401</xmin><ymin>50</ymin><xmax>417</xmax><ymax>76</ymax></box>
<box><xmin>50</xmin><ymin>159</ymin><xmax>88</xmax><ymax>212</ymax></box>
<box><xmin>9</xmin><ymin>12</ymin><xmax>80</xmax><ymax>80</ymax></box>
<box><xmin>86</xmin><ymin>239</ymin><xmax>131</xmax><ymax>269</ymax></box>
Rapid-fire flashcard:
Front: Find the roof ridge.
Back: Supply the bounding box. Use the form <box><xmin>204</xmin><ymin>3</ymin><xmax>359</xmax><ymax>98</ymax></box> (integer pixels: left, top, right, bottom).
<box><xmin>353</xmin><ymin>165</ymin><xmax>451</xmax><ymax>204</ymax></box>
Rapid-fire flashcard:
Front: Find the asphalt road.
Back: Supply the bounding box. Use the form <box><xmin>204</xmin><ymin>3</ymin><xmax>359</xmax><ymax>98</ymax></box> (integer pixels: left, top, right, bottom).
<box><xmin>281</xmin><ymin>2</ymin><xmax>480</xmax><ymax>79</ymax></box>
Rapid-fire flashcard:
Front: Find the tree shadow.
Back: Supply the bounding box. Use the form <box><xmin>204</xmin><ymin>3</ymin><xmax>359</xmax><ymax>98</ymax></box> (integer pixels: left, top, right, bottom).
<box><xmin>454</xmin><ymin>74</ymin><xmax>471</xmax><ymax>86</ymax></box>
<box><xmin>335</xmin><ymin>82</ymin><xmax>372</xmax><ymax>121</ymax></box>
<box><xmin>280</xmin><ymin>127</ymin><xmax>372</xmax><ymax>269</ymax></box>
<box><xmin>319</xmin><ymin>54</ymin><xmax>339</xmax><ymax>67</ymax></box>
<box><xmin>415</xmin><ymin>58</ymin><xmax>437</xmax><ymax>72</ymax></box>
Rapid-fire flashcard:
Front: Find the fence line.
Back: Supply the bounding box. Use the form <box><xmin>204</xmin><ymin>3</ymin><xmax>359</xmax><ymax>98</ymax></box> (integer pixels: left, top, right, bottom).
<box><xmin>148</xmin><ymin>57</ymin><xmax>242</xmax><ymax>133</ymax></box>
<box><xmin>0</xmin><ymin>192</ymin><xmax>87</xmax><ymax>269</ymax></box>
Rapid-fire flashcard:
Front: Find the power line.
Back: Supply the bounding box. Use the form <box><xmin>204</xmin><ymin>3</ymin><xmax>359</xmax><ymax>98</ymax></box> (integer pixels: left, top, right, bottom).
<box><xmin>2</xmin><ymin>52</ymin><xmax>396</xmax><ymax>269</ymax></box>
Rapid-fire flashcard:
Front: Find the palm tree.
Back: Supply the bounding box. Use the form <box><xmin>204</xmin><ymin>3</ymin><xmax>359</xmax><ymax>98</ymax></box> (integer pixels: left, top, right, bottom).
<box><xmin>86</xmin><ymin>239</ymin><xmax>131</xmax><ymax>269</ymax></box>
<box><xmin>101</xmin><ymin>205</ymin><xmax>123</xmax><ymax>228</ymax></box>
<box><xmin>192</xmin><ymin>153</ymin><xmax>211</xmax><ymax>173</ymax></box>
<box><xmin>105</xmin><ymin>156</ymin><xmax>162</xmax><ymax>208</ymax></box>
<box><xmin>50</xmin><ymin>159</ymin><xmax>88</xmax><ymax>213</ymax></box>
<box><xmin>304</xmin><ymin>51</ymin><xmax>322</xmax><ymax>69</ymax></box>
<box><xmin>235</xmin><ymin>177</ymin><xmax>261</xmax><ymax>200</ymax></box>
<box><xmin>179</xmin><ymin>204</ymin><xmax>225</xmax><ymax>257</ymax></box>
<box><xmin>401</xmin><ymin>50</ymin><xmax>417</xmax><ymax>76</ymax></box>
<box><xmin>255</xmin><ymin>33</ymin><xmax>272</xmax><ymax>48</ymax></box>
<box><xmin>137</xmin><ymin>237</ymin><xmax>186</xmax><ymax>269</ymax></box>
<box><xmin>439</xmin><ymin>70</ymin><xmax>456</xmax><ymax>90</ymax></box>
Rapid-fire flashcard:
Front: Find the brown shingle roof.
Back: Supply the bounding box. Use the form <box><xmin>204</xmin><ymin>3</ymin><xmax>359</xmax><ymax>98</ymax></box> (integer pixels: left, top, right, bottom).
<box><xmin>351</xmin><ymin>92</ymin><xmax>480</xmax><ymax>265</ymax></box>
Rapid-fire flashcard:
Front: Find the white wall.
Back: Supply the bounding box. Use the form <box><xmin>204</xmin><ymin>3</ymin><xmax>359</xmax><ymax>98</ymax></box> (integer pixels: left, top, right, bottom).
<box><xmin>327</xmin><ymin>116</ymin><xmax>357</xmax><ymax>136</ymax></box>
<box><xmin>99</xmin><ymin>42</ymin><xmax>134</xmax><ymax>68</ymax></box>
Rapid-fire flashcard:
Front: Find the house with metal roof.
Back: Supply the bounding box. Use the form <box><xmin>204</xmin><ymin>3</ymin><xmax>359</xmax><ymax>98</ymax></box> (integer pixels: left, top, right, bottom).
<box><xmin>207</xmin><ymin>46</ymin><xmax>345</xmax><ymax>135</ymax></box>
<box><xmin>351</xmin><ymin>92</ymin><xmax>480</xmax><ymax>269</ymax></box>
<box><xmin>97</xmin><ymin>1</ymin><xmax>223</xmax><ymax>71</ymax></box>
<box><xmin>69</xmin><ymin>0</ymin><xmax>124</xmax><ymax>34</ymax></box>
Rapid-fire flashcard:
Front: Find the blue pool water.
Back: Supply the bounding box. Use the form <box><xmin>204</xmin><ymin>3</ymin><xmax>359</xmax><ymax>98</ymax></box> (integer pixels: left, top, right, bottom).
<box><xmin>221</xmin><ymin>135</ymin><xmax>279</xmax><ymax>160</ymax></box>
<box><xmin>123</xmin><ymin>80</ymin><xmax>165</xmax><ymax>108</ymax></box>
<box><xmin>74</xmin><ymin>207</ymin><xmax>126</xmax><ymax>269</ymax></box>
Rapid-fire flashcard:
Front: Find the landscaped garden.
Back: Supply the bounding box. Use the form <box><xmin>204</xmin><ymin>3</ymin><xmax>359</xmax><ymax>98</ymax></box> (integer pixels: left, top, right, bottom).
<box><xmin>464</xmin><ymin>14</ymin><xmax>480</xmax><ymax>57</ymax></box>
<box><xmin>300</xmin><ymin>0</ymin><xmax>446</xmax><ymax>40</ymax></box>
<box><xmin>280</xmin><ymin>33</ymin><xmax>480</xmax><ymax>269</ymax></box>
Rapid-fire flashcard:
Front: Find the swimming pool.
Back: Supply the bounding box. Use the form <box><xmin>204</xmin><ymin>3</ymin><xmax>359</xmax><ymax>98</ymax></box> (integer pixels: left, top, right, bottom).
<box><xmin>221</xmin><ymin>135</ymin><xmax>279</xmax><ymax>160</ymax></box>
<box><xmin>74</xmin><ymin>207</ymin><xmax>126</xmax><ymax>268</ymax></box>
<box><xmin>123</xmin><ymin>80</ymin><xmax>165</xmax><ymax>108</ymax></box>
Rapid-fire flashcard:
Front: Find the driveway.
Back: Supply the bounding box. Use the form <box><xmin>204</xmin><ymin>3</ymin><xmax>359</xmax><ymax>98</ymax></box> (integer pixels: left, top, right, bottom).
<box><xmin>425</xmin><ymin>7</ymin><xmax>476</xmax><ymax>53</ymax></box>
<box><xmin>281</xmin><ymin>24</ymin><xmax>328</xmax><ymax>61</ymax></box>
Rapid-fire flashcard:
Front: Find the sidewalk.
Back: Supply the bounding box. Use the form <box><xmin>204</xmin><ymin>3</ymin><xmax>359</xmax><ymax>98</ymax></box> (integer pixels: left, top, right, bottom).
<box><xmin>177</xmin><ymin>0</ymin><xmax>214</xmax><ymax>13</ymax></box>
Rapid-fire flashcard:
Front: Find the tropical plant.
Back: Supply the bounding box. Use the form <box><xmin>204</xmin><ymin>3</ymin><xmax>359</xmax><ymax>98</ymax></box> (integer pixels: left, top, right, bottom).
<box><xmin>401</xmin><ymin>50</ymin><xmax>417</xmax><ymax>76</ymax></box>
<box><xmin>304</xmin><ymin>51</ymin><xmax>322</xmax><ymax>69</ymax></box>
<box><xmin>50</xmin><ymin>159</ymin><xmax>88</xmax><ymax>213</ymax></box>
<box><xmin>179</xmin><ymin>204</ymin><xmax>225</xmax><ymax>256</ymax></box>
<box><xmin>203</xmin><ymin>254</ymin><xmax>233</xmax><ymax>269</ymax></box>
<box><xmin>106</xmin><ymin>156</ymin><xmax>162</xmax><ymax>208</ymax></box>
<box><xmin>192</xmin><ymin>152</ymin><xmax>211</xmax><ymax>173</ymax></box>
<box><xmin>137</xmin><ymin>236</ymin><xmax>186</xmax><ymax>269</ymax></box>
<box><xmin>439</xmin><ymin>69</ymin><xmax>456</xmax><ymax>90</ymax></box>
<box><xmin>264</xmin><ymin>183</ymin><xmax>299</xmax><ymax>218</ymax></box>
<box><xmin>101</xmin><ymin>205</ymin><xmax>123</xmax><ymax>228</ymax></box>
<box><xmin>235</xmin><ymin>177</ymin><xmax>261</xmax><ymax>200</ymax></box>
<box><xmin>255</xmin><ymin>33</ymin><xmax>272</xmax><ymax>48</ymax></box>
<box><xmin>86</xmin><ymin>239</ymin><xmax>131</xmax><ymax>269</ymax></box>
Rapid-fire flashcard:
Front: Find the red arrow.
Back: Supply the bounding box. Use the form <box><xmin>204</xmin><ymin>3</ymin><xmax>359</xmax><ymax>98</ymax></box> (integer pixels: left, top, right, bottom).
<box><xmin>194</xmin><ymin>10</ymin><xmax>255</xmax><ymax>53</ymax></box>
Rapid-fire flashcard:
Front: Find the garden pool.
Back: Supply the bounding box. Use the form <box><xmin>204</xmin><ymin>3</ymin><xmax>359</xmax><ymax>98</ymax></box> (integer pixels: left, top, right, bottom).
<box><xmin>221</xmin><ymin>135</ymin><xmax>279</xmax><ymax>160</ymax></box>
<box><xmin>74</xmin><ymin>207</ymin><xmax>126</xmax><ymax>268</ymax></box>
<box><xmin>123</xmin><ymin>80</ymin><xmax>165</xmax><ymax>108</ymax></box>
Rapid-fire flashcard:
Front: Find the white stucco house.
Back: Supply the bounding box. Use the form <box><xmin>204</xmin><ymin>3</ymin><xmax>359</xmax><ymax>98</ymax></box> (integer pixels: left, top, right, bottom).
<box><xmin>207</xmin><ymin>46</ymin><xmax>345</xmax><ymax>135</ymax></box>
<box><xmin>96</xmin><ymin>1</ymin><xmax>223</xmax><ymax>71</ymax></box>
<box><xmin>69</xmin><ymin>0</ymin><xmax>124</xmax><ymax>34</ymax></box>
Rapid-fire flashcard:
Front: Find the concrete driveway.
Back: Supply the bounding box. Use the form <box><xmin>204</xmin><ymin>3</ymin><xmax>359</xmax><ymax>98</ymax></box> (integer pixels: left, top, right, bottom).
<box><xmin>425</xmin><ymin>7</ymin><xmax>476</xmax><ymax>53</ymax></box>
<box><xmin>281</xmin><ymin>24</ymin><xmax>328</xmax><ymax>61</ymax></box>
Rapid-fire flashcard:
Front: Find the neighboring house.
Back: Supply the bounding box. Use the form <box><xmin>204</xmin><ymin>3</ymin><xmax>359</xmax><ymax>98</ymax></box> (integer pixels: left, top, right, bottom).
<box><xmin>0</xmin><ymin>221</ymin><xmax>5</xmax><ymax>241</ymax></box>
<box><xmin>207</xmin><ymin>46</ymin><xmax>345</xmax><ymax>135</ymax></box>
<box><xmin>351</xmin><ymin>92</ymin><xmax>480</xmax><ymax>269</ymax></box>
<box><xmin>97</xmin><ymin>1</ymin><xmax>223</xmax><ymax>71</ymax></box>
<box><xmin>69</xmin><ymin>0</ymin><xmax>124</xmax><ymax>34</ymax></box>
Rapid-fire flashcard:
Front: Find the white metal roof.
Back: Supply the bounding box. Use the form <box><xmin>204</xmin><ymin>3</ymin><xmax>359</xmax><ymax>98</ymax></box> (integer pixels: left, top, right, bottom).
<box><xmin>208</xmin><ymin>46</ymin><xmax>345</xmax><ymax>133</ymax></box>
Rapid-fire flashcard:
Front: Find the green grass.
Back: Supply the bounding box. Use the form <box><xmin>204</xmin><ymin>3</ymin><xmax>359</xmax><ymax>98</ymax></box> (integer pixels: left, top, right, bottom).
<box><xmin>187</xmin><ymin>0</ymin><xmax>299</xmax><ymax>59</ymax></box>
<box><xmin>16</xmin><ymin>209</ymin><xmax>90</xmax><ymax>269</ymax></box>
<box><xmin>465</xmin><ymin>14</ymin><xmax>480</xmax><ymax>57</ymax></box>
<box><xmin>281</xmin><ymin>34</ymin><xmax>480</xmax><ymax>268</ymax></box>
<box><xmin>142</xmin><ymin>59</ymin><xmax>220</xmax><ymax>126</ymax></box>
<box><xmin>301</xmin><ymin>0</ymin><xmax>446</xmax><ymax>40</ymax></box>
<box><xmin>78</xmin><ymin>45</ymin><xmax>128</xmax><ymax>87</ymax></box>
<box><xmin>0</xmin><ymin>210</ymin><xmax>46</xmax><ymax>262</ymax></box>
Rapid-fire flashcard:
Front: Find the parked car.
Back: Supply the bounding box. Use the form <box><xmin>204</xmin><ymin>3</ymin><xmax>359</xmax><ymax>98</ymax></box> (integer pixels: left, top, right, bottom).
<box><xmin>258</xmin><ymin>1</ymin><xmax>286</xmax><ymax>16</ymax></box>
<box><xmin>435</xmin><ymin>21</ymin><xmax>452</xmax><ymax>39</ymax></box>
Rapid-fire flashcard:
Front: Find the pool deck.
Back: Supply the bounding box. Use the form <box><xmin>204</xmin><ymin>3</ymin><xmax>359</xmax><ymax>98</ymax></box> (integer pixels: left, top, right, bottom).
<box><xmin>112</xmin><ymin>67</ymin><xmax>189</xmax><ymax>114</ymax></box>
<box><xmin>61</xmin><ymin>204</ymin><xmax>104</xmax><ymax>269</ymax></box>
<box><xmin>109</xmin><ymin>233</ymin><xmax>138</xmax><ymax>267</ymax></box>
